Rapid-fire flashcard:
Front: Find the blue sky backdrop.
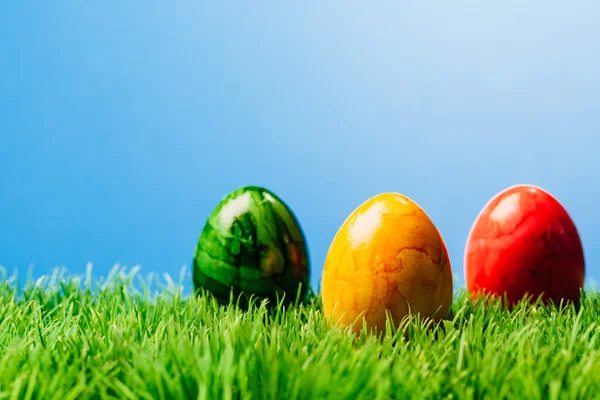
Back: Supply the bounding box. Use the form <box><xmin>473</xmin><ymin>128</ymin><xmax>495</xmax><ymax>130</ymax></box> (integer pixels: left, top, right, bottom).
<box><xmin>1</xmin><ymin>1</ymin><xmax>599</xmax><ymax>291</ymax></box>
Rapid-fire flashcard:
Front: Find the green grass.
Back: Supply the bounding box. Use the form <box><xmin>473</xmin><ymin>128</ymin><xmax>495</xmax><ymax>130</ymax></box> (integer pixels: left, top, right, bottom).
<box><xmin>1</xmin><ymin>267</ymin><xmax>600</xmax><ymax>400</ymax></box>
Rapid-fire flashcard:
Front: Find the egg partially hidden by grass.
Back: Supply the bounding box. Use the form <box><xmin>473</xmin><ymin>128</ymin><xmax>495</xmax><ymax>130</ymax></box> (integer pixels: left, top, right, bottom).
<box><xmin>464</xmin><ymin>184</ymin><xmax>585</xmax><ymax>306</ymax></box>
<box><xmin>193</xmin><ymin>186</ymin><xmax>310</xmax><ymax>309</ymax></box>
<box><xmin>321</xmin><ymin>192</ymin><xmax>453</xmax><ymax>334</ymax></box>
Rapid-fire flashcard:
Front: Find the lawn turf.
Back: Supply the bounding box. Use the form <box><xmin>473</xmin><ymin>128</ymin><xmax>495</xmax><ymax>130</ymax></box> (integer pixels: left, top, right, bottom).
<box><xmin>0</xmin><ymin>267</ymin><xmax>599</xmax><ymax>400</ymax></box>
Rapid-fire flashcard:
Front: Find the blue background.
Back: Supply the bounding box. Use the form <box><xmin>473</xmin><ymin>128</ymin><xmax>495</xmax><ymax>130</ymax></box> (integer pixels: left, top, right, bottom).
<box><xmin>2</xmin><ymin>1</ymin><xmax>599</xmax><ymax>291</ymax></box>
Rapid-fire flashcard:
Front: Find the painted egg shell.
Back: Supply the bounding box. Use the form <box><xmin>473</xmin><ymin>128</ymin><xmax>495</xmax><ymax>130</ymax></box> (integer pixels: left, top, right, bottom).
<box><xmin>321</xmin><ymin>193</ymin><xmax>453</xmax><ymax>334</ymax></box>
<box><xmin>464</xmin><ymin>184</ymin><xmax>585</xmax><ymax>306</ymax></box>
<box><xmin>193</xmin><ymin>186</ymin><xmax>310</xmax><ymax>308</ymax></box>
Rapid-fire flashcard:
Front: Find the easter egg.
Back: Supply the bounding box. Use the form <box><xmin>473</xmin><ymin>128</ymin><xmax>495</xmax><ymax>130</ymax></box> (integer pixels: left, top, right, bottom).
<box><xmin>193</xmin><ymin>186</ymin><xmax>310</xmax><ymax>308</ymax></box>
<box><xmin>321</xmin><ymin>193</ymin><xmax>453</xmax><ymax>334</ymax></box>
<box><xmin>464</xmin><ymin>184</ymin><xmax>585</xmax><ymax>306</ymax></box>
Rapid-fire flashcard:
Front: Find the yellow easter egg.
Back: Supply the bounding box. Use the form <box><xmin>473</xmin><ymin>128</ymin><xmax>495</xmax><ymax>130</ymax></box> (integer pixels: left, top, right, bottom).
<box><xmin>321</xmin><ymin>192</ymin><xmax>453</xmax><ymax>334</ymax></box>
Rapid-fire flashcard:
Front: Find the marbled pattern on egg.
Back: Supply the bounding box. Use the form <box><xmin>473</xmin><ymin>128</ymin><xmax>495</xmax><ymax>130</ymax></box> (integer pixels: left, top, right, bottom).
<box><xmin>321</xmin><ymin>192</ymin><xmax>453</xmax><ymax>334</ymax></box>
<box><xmin>193</xmin><ymin>186</ymin><xmax>310</xmax><ymax>309</ymax></box>
<box><xmin>464</xmin><ymin>184</ymin><xmax>585</xmax><ymax>307</ymax></box>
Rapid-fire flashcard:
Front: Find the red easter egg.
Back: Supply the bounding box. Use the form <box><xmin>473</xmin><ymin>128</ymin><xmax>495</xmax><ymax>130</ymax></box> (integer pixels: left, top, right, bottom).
<box><xmin>464</xmin><ymin>184</ymin><xmax>585</xmax><ymax>306</ymax></box>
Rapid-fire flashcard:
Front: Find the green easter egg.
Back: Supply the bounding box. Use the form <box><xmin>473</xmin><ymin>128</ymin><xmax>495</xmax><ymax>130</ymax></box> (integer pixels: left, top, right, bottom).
<box><xmin>193</xmin><ymin>186</ymin><xmax>310</xmax><ymax>308</ymax></box>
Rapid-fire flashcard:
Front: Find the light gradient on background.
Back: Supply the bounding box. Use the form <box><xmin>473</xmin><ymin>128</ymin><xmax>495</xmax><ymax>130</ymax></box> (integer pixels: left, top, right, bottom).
<box><xmin>1</xmin><ymin>1</ymin><xmax>599</xmax><ymax>292</ymax></box>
